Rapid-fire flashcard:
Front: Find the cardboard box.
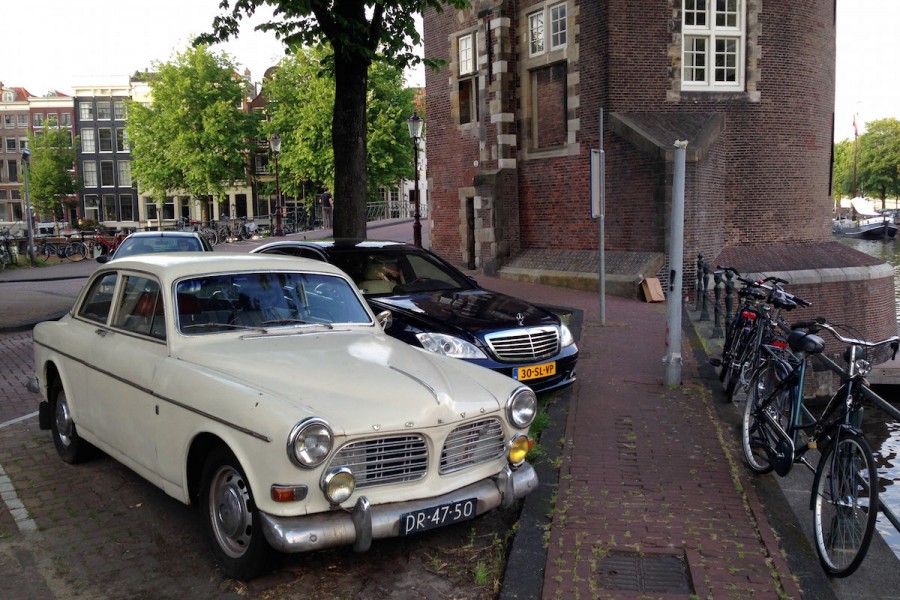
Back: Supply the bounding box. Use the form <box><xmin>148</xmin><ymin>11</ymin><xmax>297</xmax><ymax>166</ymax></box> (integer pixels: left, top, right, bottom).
<box><xmin>641</xmin><ymin>277</ymin><xmax>665</xmax><ymax>302</ymax></box>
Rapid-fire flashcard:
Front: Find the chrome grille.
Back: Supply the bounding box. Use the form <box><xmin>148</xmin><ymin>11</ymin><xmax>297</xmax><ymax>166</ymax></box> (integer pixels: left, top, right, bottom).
<box><xmin>440</xmin><ymin>419</ymin><xmax>505</xmax><ymax>474</ymax></box>
<box><xmin>485</xmin><ymin>326</ymin><xmax>560</xmax><ymax>361</ymax></box>
<box><xmin>329</xmin><ymin>435</ymin><xmax>427</xmax><ymax>489</ymax></box>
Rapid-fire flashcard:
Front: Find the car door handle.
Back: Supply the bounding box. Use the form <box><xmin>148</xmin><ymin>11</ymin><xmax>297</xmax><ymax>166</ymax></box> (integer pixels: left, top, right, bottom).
<box><xmin>95</xmin><ymin>328</ymin><xmax>109</xmax><ymax>337</ymax></box>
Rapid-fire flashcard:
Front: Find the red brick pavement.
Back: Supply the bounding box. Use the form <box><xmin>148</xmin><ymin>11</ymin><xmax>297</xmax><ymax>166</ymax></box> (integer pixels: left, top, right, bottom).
<box><xmin>473</xmin><ymin>277</ymin><xmax>801</xmax><ymax>599</ymax></box>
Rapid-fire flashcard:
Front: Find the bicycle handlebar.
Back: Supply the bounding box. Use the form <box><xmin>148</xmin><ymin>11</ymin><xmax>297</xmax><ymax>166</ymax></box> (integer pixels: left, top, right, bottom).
<box><xmin>794</xmin><ymin>317</ymin><xmax>900</xmax><ymax>356</ymax></box>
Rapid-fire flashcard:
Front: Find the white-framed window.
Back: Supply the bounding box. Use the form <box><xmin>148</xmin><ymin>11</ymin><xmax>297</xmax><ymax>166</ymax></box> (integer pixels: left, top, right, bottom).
<box><xmin>529</xmin><ymin>2</ymin><xmax>567</xmax><ymax>57</ymax></box>
<box><xmin>81</xmin><ymin>128</ymin><xmax>96</xmax><ymax>153</ymax></box>
<box><xmin>117</xmin><ymin>161</ymin><xmax>132</xmax><ymax>187</ymax></box>
<box><xmin>96</xmin><ymin>101</ymin><xmax>112</xmax><ymax>120</ymax></box>
<box><xmin>61</xmin><ymin>113</ymin><xmax>72</xmax><ymax>128</ymax></box>
<box><xmin>100</xmin><ymin>160</ymin><xmax>115</xmax><ymax>187</ymax></box>
<box><xmin>114</xmin><ymin>100</ymin><xmax>127</xmax><ymax>120</ymax></box>
<box><xmin>79</xmin><ymin>101</ymin><xmax>93</xmax><ymax>121</ymax></box>
<box><xmin>98</xmin><ymin>128</ymin><xmax>113</xmax><ymax>152</ymax></box>
<box><xmin>47</xmin><ymin>113</ymin><xmax>58</xmax><ymax>127</ymax></box>
<box><xmin>119</xmin><ymin>194</ymin><xmax>134</xmax><ymax>221</ymax></box>
<box><xmin>3</xmin><ymin>115</ymin><xmax>13</xmax><ymax>128</ymax></box>
<box><xmin>101</xmin><ymin>194</ymin><xmax>117</xmax><ymax>221</ymax></box>
<box><xmin>5</xmin><ymin>137</ymin><xmax>16</xmax><ymax>153</ymax></box>
<box><xmin>82</xmin><ymin>161</ymin><xmax>98</xmax><ymax>187</ymax></box>
<box><xmin>116</xmin><ymin>128</ymin><xmax>128</xmax><ymax>152</ymax></box>
<box><xmin>1</xmin><ymin>91</ymin><xmax>13</xmax><ymax>102</ymax></box>
<box><xmin>682</xmin><ymin>0</ymin><xmax>745</xmax><ymax>91</ymax></box>
<box><xmin>458</xmin><ymin>33</ymin><xmax>476</xmax><ymax>76</ymax></box>
<box><xmin>33</xmin><ymin>113</ymin><xmax>45</xmax><ymax>128</ymax></box>
<box><xmin>19</xmin><ymin>137</ymin><xmax>27</xmax><ymax>150</ymax></box>
<box><xmin>17</xmin><ymin>114</ymin><xmax>27</xmax><ymax>128</ymax></box>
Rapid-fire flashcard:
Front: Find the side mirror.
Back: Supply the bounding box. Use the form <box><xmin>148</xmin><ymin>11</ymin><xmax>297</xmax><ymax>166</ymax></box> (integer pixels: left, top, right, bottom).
<box><xmin>95</xmin><ymin>255</ymin><xmax>109</xmax><ymax>264</ymax></box>
<box><xmin>376</xmin><ymin>310</ymin><xmax>392</xmax><ymax>330</ymax></box>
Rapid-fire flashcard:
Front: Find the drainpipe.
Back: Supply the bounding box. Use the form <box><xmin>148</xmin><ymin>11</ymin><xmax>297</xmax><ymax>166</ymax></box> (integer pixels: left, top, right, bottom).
<box><xmin>664</xmin><ymin>141</ymin><xmax>688</xmax><ymax>386</ymax></box>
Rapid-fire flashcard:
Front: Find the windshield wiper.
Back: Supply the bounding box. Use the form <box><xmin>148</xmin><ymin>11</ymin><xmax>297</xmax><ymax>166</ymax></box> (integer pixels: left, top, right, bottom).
<box><xmin>260</xmin><ymin>319</ymin><xmax>334</xmax><ymax>329</ymax></box>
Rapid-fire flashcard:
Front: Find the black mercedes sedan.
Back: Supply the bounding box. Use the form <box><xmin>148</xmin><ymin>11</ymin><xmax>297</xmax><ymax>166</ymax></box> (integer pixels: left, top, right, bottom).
<box><xmin>251</xmin><ymin>239</ymin><xmax>578</xmax><ymax>393</ymax></box>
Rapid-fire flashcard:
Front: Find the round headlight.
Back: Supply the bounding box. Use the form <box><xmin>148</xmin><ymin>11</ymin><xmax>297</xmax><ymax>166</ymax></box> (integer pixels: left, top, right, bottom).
<box><xmin>287</xmin><ymin>418</ymin><xmax>333</xmax><ymax>468</ymax></box>
<box><xmin>322</xmin><ymin>467</ymin><xmax>356</xmax><ymax>504</ymax></box>
<box><xmin>507</xmin><ymin>387</ymin><xmax>537</xmax><ymax>428</ymax></box>
<box><xmin>416</xmin><ymin>332</ymin><xmax>488</xmax><ymax>359</ymax></box>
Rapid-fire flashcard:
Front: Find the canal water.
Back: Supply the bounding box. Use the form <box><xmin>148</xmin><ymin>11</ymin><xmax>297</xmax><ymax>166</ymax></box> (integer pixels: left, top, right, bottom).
<box><xmin>838</xmin><ymin>237</ymin><xmax>900</xmax><ymax>556</ymax></box>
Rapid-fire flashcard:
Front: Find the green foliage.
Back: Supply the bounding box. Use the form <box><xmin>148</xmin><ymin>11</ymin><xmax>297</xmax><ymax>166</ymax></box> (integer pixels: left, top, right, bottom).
<box><xmin>23</xmin><ymin>125</ymin><xmax>78</xmax><ymax>222</ymax></box>
<box><xmin>199</xmin><ymin>0</ymin><xmax>470</xmax><ymax>237</ymax></box>
<box><xmin>264</xmin><ymin>47</ymin><xmax>417</xmax><ymax>202</ymax></box>
<box><xmin>126</xmin><ymin>45</ymin><xmax>261</xmax><ymax>211</ymax></box>
<box><xmin>831</xmin><ymin>139</ymin><xmax>853</xmax><ymax>198</ymax></box>
<box><xmin>857</xmin><ymin>118</ymin><xmax>900</xmax><ymax>205</ymax></box>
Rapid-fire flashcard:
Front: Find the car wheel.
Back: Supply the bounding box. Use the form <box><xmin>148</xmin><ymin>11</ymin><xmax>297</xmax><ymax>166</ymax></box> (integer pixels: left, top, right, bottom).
<box><xmin>200</xmin><ymin>446</ymin><xmax>271</xmax><ymax>580</ymax></box>
<box><xmin>50</xmin><ymin>382</ymin><xmax>90</xmax><ymax>463</ymax></box>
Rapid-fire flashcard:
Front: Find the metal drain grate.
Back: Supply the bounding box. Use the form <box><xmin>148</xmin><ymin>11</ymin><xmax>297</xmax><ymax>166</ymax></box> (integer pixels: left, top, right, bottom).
<box><xmin>596</xmin><ymin>551</ymin><xmax>693</xmax><ymax>594</ymax></box>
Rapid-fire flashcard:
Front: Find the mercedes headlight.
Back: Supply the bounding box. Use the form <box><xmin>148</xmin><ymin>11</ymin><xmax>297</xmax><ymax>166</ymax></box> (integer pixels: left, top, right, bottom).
<box><xmin>507</xmin><ymin>387</ymin><xmax>537</xmax><ymax>429</ymax></box>
<box><xmin>560</xmin><ymin>323</ymin><xmax>575</xmax><ymax>347</ymax></box>
<box><xmin>416</xmin><ymin>332</ymin><xmax>487</xmax><ymax>359</ymax></box>
<box><xmin>287</xmin><ymin>418</ymin><xmax>333</xmax><ymax>468</ymax></box>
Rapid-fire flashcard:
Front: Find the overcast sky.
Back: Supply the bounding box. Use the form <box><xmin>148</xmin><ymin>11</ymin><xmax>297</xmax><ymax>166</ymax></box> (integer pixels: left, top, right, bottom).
<box><xmin>3</xmin><ymin>1</ymin><xmax>895</xmax><ymax>142</ymax></box>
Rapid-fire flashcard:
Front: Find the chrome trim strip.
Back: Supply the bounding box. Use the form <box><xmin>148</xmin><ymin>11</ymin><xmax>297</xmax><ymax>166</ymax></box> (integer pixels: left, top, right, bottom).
<box><xmin>32</xmin><ymin>338</ymin><xmax>271</xmax><ymax>443</ymax></box>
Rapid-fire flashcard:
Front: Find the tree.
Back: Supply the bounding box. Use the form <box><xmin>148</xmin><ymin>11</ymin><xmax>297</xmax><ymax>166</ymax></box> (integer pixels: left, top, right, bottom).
<box><xmin>831</xmin><ymin>139</ymin><xmax>853</xmax><ymax>199</ymax></box>
<box><xmin>262</xmin><ymin>47</ymin><xmax>417</xmax><ymax>204</ymax></box>
<box><xmin>856</xmin><ymin>118</ymin><xmax>900</xmax><ymax>208</ymax></box>
<box><xmin>199</xmin><ymin>0</ymin><xmax>467</xmax><ymax>239</ymax></box>
<box><xmin>25</xmin><ymin>123</ymin><xmax>79</xmax><ymax>225</ymax></box>
<box><xmin>127</xmin><ymin>45</ymin><xmax>261</xmax><ymax>217</ymax></box>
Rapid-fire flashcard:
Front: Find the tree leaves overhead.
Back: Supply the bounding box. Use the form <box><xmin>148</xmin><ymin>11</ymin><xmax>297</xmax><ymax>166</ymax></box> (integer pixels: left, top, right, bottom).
<box><xmin>856</xmin><ymin>118</ymin><xmax>900</xmax><ymax>205</ymax></box>
<box><xmin>198</xmin><ymin>0</ymin><xmax>469</xmax><ymax>237</ymax></box>
<box><xmin>126</xmin><ymin>45</ymin><xmax>261</xmax><ymax>208</ymax></box>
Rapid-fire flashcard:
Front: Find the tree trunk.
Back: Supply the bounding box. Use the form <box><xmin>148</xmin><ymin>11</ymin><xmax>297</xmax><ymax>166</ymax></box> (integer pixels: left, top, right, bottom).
<box><xmin>332</xmin><ymin>53</ymin><xmax>369</xmax><ymax>239</ymax></box>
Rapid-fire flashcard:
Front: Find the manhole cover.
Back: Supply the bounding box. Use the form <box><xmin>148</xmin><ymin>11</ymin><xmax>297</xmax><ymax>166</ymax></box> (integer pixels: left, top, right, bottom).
<box><xmin>596</xmin><ymin>551</ymin><xmax>693</xmax><ymax>594</ymax></box>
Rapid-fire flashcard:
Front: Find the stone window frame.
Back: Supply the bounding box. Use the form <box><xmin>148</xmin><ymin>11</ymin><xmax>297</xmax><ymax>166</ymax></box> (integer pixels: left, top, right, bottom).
<box><xmin>528</xmin><ymin>1</ymin><xmax>568</xmax><ymax>57</ymax></box>
<box><xmin>451</xmin><ymin>27</ymin><xmax>481</xmax><ymax>128</ymax></box>
<box><xmin>519</xmin><ymin>0</ymin><xmax>580</xmax><ymax>160</ymax></box>
<box><xmin>681</xmin><ymin>0</ymin><xmax>745</xmax><ymax>91</ymax></box>
<box><xmin>669</xmin><ymin>0</ymin><xmax>760</xmax><ymax>102</ymax></box>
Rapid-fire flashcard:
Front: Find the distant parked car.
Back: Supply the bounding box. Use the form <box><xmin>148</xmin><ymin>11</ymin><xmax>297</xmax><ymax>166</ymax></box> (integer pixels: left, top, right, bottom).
<box><xmin>97</xmin><ymin>230</ymin><xmax>212</xmax><ymax>263</ymax></box>
<box><xmin>29</xmin><ymin>254</ymin><xmax>539</xmax><ymax>580</ymax></box>
<box><xmin>251</xmin><ymin>239</ymin><xmax>578</xmax><ymax>393</ymax></box>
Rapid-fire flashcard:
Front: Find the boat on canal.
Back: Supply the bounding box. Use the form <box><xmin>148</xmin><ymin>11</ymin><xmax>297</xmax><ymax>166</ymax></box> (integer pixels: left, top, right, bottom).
<box><xmin>833</xmin><ymin>197</ymin><xmax>899</xmax><ymax>239</ymax></box>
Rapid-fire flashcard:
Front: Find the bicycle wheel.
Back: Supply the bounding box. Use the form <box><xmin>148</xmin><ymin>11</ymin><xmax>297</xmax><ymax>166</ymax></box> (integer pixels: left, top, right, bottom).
<box><xmin>742</xmin><ymin>359</ymin><xmax>793</xmax><ymax>474</ymax></box>
<box><xmin>65</xmin><ymin>241</ymin><xmax>87</xmax><ymax>261</ymax></box>
<box><xmin>812</xmin><ymin>430</ymin><xmax>877</xmax><ymax>578</ymax></box>
<box><xmin>724</xmin><ymin>324</ymin><xmax>754</xmax><ymax>400</ymax></box>
<box><xmin>201</xmin><ymin>227</ymin><xmax>218</xmax><ymax>246</ymax></box>
<box><xmin>40</xmin><ymin>242</ymin><xmax>55</xmax><ymax>262</ymax></box>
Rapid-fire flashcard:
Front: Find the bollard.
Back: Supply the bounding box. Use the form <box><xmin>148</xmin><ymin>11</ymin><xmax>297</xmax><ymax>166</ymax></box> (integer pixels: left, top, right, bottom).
<box><xmin>713</xmin><ymin>270</ymin><xmax>724</xmax><ymax>338</ymax></box>
<box><xmin>699</xmin><ymin>261</ymin><xmax>710</xmax><ymax>321</ymax></box>
<box><xmin>724</xmin><ymin>271</ymin><xmax>735</xmax><ymax>325</ymax></box>
<box><xmin>695</xmin><ymin>253</ymin><xmax>704</xmax><ymax>311</ymax></box>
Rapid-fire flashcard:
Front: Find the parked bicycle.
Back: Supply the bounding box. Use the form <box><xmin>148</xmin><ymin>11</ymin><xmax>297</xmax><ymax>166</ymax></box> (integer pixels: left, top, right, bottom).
<box><xmin>0</xmin><ymin>226</ymin><xmax>19</xmax><ymax>271</ymax></box>
<box><xmin>741</xmin><ymin>316</ymin><xmax>899</xmax><ymax>577</ymax></box>
<box><xmin>36</xmin><ymin>236</ymin><xmax>88</xmax><ymax>263</ymax></box>
<box><xmin>713</xmin><ymin>266</ymin><xmax>810</xmax><ymax>401</ymax></box>
<box><xmin>89</xmin><ymin>229</ymin><xmax>126</xmax><ymax>258</ymax></box>
<box><xmin>174</xmin><ymin>217</ymin><xmax>218</xmax><ymax>246</ymax></box>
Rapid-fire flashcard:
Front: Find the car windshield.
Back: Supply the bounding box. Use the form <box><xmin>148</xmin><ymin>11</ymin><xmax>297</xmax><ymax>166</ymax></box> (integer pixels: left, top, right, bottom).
<box><xmin>332</xmin><ymin>249</ymin><xmax>474</xmax><ymax>295</ymax></box>
<box><xmin>175</xmin><ymin>271</ymin><xmax>372</xmax><ymax>334</ymax></box>
<box><xmin>115</xmin><ymin>236</ymin><xmax>201</xmax><ymax>257</ymax></box>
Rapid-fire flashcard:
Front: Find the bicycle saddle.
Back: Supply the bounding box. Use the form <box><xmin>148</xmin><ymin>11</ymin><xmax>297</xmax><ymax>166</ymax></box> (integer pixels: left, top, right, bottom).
<box><xmin>738</xmin><ymin>287</ymin><xmax>767</xmax><ymax>300</ymax></box>
<box><xmin>787</xmin><ymin>330</ymin><xmax>825</xmax><ymax>354</ymax></box>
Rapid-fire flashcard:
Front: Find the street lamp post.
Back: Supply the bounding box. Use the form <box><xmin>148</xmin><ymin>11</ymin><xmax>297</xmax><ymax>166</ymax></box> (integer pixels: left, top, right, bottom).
<box><xmin>407</xmin><ymin>112</ymin><xmax>424</xmax><ymax>248</ymax></box>
<box><xmin>21</xmin><ymin>149</ymin><xmax>37</xmax><ymax>266</ymax></box>
<box><xmin>270</xmin><ymin>134</ymin><xmax>284</xmax><ymax>236</ymax></box>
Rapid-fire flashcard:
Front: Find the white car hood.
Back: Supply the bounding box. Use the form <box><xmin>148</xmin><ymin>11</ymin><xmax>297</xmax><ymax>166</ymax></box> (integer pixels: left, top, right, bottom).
<box><xmin>174</xmin><ymin>330</ymin><xmax>505</xmax><ymax>433</ymax></box>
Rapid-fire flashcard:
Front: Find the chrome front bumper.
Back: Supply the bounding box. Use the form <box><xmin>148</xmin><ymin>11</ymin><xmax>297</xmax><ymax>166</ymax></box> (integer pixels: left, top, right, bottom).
<box><xmin>260</xmin><ymin>462</ymin><xmax>538</xmax><ymax>554</ymax></box>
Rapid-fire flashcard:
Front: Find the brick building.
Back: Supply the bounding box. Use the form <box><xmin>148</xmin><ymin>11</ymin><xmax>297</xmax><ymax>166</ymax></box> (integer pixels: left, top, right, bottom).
<box><xmin>424</xmin><ymin>0</ymin><xmax>897</xmax><ymax>342</ymax></box>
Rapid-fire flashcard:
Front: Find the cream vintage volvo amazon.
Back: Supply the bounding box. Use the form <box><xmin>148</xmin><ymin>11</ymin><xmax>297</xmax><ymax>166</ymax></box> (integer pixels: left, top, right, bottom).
<box><xmin>30</xmin><ymin>254</ymin><xmax>538</xmax><ymax>580</ymax></box>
